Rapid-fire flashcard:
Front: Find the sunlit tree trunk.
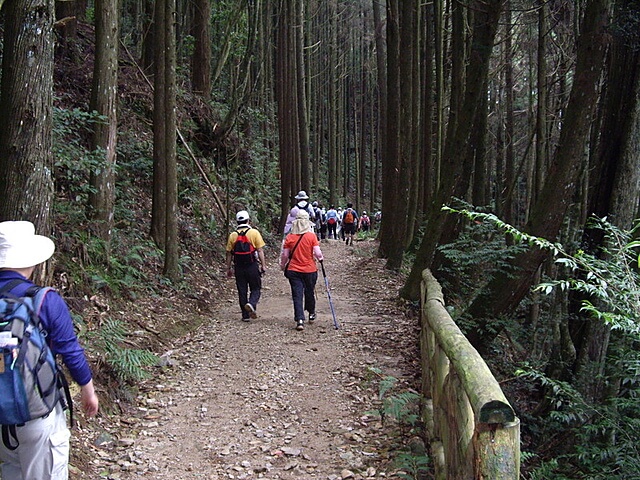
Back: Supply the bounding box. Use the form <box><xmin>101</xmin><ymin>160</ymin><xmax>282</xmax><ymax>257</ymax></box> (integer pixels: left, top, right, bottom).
<box><xmin>88</xmin><ymin>0</ymin><xmax>118</xmax><ymax>242</ymax></box>
<box><xmin>0</xmin><ymin>0</ymin><xmax>55</xmax><ymax>234</ymax></box>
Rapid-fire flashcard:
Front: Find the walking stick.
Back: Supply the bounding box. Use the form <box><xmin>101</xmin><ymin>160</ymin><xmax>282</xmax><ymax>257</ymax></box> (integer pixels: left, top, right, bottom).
<box><xmin>320</xmin><ymin>260</ymin><xmax>340</xmax><ymax>330</ymax></box>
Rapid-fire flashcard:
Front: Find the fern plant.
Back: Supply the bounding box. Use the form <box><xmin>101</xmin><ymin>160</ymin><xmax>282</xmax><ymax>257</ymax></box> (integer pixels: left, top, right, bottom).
<box><xmin>444</xmin><ymin>207</ymin><xmax>640</xmax><ymax>478</ymax></box>
<box><xmin>91</xmin><ymin>318</ymin><xmax>158</xmax><ymax>382</ymax></box>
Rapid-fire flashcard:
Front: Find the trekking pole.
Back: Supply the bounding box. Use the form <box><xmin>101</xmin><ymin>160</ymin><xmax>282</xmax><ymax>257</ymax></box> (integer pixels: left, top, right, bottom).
<box><xmin>320</xmin><ymin>260</ymin><xmax>339</xmax><ymax>330</ymax></box>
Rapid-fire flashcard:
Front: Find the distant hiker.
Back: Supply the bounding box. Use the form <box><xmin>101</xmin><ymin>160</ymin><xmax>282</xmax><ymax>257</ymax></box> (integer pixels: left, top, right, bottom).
<box><xmin>312</xmin><ymin>202</ymin><xmax>327</xmax><ymax>240</ymax></box>
<box><xmin>359</xmin><ymin>211</ymin><xmax>371</xmax><ymax>232</ymax></box>
<box><xmin>374</xmin><ymin>210</ymin><xmax>382</xmax><ymax>229</ymax></box>
<box><xmin>0</xmin><ymin>221</ymin><xmax>99</xmax><ymax>480</ymax></box>
<box><xmin>280</xmin><ymin>210</ymin><xmax>324</xmax><ymax>331</ymax></box>
<box><xmin>284</xmin><ymin>190</ymin><xmax>316</xmax><ymax>235</ymax></box>
<box><xmin>342</xmin><ymin>203</ymin><xmax>359</xmax><ymax>246</ymax></box>
<box><xmin>337</xmin><ymin>207</ymin><xmax>344</xmax><ymax>240</ymax></box>
<box><xmin>226</xmin><ymin>210</ymin><xmax>267</xmax><ymax>321</ymax></box>
<box><xmin>325</xmin><ymin>206</ymin><xmax>338</xmax><ymax>239</ymax></box>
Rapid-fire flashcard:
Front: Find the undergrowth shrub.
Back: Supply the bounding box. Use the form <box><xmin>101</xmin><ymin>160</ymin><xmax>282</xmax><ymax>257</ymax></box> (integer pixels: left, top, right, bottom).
<box><xmin>90</xmin><ymin>318</ymin><xmax>158</xmax><ymax>382</ymax></box>
<box><xmin>366</xmin><ymin>368</ymin><xmax>431</xmax><ymax>479</ymax></box>
<box><xmin>444</xmin><ymin>207</ymin><xmax>640</xmax><ymax>479</ymax></box>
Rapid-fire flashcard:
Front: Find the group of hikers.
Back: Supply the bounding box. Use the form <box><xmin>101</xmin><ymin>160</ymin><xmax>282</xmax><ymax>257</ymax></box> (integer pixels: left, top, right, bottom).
<box><xmin>225</xmin><ymin>190</ymin><xmax>379</xmax><ymax>332</ymax></box>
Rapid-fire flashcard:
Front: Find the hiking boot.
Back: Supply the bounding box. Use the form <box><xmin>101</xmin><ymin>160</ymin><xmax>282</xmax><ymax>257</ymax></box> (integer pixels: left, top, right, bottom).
<box><xmin>308</xmin><ymin>313</ymin><xmax>316</xmax><ymax>324</ymax></box>
<box><xmin>244</xmin><ymin>303</ymin><xmax>258</xmax><ymax>319</ymax></box>
<box><xmin>296</xmin><ymin>320</ymin><xmax>304</xmax><ymax>331</ymax></box>
<box><xmin>242</xmin><ymin>317</ymin><xmax>250</xmax><ymax>322</ymax></box>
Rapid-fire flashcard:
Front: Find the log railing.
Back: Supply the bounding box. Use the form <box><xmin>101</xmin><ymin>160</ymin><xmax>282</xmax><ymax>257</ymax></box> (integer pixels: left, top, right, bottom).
<box><xmin>420</xmin><ymin>269</ymin><xmax>520</xmax><ymax>479</ymax></box>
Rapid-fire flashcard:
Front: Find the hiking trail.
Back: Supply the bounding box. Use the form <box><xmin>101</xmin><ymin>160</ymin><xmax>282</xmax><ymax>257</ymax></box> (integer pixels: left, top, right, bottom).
<box><xmin>70</xmin><ymin>239</ymin><xmax>420</xmax><ymax>479</ymax></box>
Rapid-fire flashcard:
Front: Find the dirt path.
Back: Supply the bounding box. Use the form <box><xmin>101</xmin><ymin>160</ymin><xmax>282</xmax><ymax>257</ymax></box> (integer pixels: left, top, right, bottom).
<box><xmin>72</xmin><ymin>239</ymin><xmax>419</xmax><ymax>479</ymax></box>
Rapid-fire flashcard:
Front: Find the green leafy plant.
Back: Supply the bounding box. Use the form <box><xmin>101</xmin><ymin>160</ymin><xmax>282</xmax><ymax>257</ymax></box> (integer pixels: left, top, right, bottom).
<box><xmin>444</xmin><ymin>207</ymin><xmax>640</xmax><ymax>478</ymax></box>
<box><xmin>91</xmin><ymin>318</ymin><xmax>157</xmax><ymax>382</ymax></box>
<box><xmin>366</xmin><ymin>368</ymin><xmax>431</xmax><ymax>479</ymax></box>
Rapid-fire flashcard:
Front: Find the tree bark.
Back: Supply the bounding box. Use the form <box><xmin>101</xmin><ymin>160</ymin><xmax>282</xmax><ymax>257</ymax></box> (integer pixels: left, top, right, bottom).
<box><xmin>464</xmin><ymin>0</ymin><xmax>614</xmax><ymax>352</ymax></box>
<box><xmin>191</xmin><ymin>0</ymin><xmax>211</xmax><ymax>95</ymax></box>
<box><xmin>88</xmin><ymin>0</ymin><xmax>118</xmax><ymax>242</ymax></box>
<box><xmin>0</xmin><ymin>0</ymin><xmax>55</xmax><ymax>234</ymax></box>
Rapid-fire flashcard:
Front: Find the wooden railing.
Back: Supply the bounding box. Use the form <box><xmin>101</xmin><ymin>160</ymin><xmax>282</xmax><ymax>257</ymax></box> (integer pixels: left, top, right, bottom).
<box><xmin>420</xmin><ymin>269</ymin><xmax>520</xmax><ymax>479</ymax></box>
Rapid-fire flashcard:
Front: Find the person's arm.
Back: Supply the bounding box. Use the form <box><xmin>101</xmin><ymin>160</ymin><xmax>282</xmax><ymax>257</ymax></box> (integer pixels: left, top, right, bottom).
<box><xmin>280</xmin><ymin>247</ymin><xmax>291</xmax><ymax>270</ymax></box>
<box><xmin>257</xmin><ymin>248</ymin><xmax>266</xmax><ymax>273</ymax></box>
<box><xmin>226</xmin><ymin>251</ymin><xmax>234</xmax><ymax>277</ymax></box>
<box><xmin>80</xmin><ymin>379</ymin><xmax>99</xmax><ymax>417</ymax></box>
<box><xmin>313</xmin><ymin>245</ymin><xmax>324</xmax><ymax>262</ymax></box>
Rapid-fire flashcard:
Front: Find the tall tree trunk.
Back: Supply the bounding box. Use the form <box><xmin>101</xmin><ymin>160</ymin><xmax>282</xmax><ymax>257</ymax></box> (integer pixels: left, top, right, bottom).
<box><xmin>191</xmin><ymin>0</ymin><xmax>211</xmax><ymax>95</ymax></box>
<box><xmin>400</xmin><ymin>0</ymin><xmax>504</xmax><ymax>299</ymax></box>
<box><xmin>378</xmin><ymin>0</ymin><xmax>402</xmax><ymax>267</ymax></box>
<box><xmin>163</xmin><ymin>0</ymin><xmax>179</xmax><ymax>280</ymax></box>
<box><xmin>151</xmin><ymin>0</ymin><xmax>167</xmax><ymax>248</ymax></box>
<box><xmin>0</xmin><ymin>0</ymin><xmax>55</xmax><ymax>235</ymax></box>
<box><xmin>464</xmin><ymin>0</ymin><xmax>613</xmax><ymax>352</ymax></box>
<box><xmin>295</xmin><ymin>0</ymin><xmax>310</xmax><ymax>190</ymax></box>
<box><xmin>88</xmin><ymin>0</ymin><xmax>118</xmax><ymax>243</ymax></box>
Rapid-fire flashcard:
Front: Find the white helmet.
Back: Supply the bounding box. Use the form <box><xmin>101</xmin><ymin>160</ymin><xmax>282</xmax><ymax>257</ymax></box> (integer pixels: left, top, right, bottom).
<box><xmin>236</xmin><ymin>210</ymin><xmax>250</xmax><ymax>223</ymax></box>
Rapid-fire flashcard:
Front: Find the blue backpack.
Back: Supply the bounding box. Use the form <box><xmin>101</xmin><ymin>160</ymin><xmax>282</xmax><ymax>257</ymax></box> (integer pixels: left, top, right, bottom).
<box><xmin>0</xmin><ymin>281</ymin><xmax>71</xmax><ymax>440</ymax></box>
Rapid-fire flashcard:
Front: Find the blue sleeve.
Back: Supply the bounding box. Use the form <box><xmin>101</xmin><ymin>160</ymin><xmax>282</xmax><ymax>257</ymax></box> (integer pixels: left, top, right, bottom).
<box><xmin>39</xmin><ymin>290</ymin><xmax>93</xmax><ymax>386</ymax></box>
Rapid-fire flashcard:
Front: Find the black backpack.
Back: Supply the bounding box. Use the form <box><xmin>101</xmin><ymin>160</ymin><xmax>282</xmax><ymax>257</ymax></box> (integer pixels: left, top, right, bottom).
<box><xmin>233</xmin><ymin>227</ymin><xmax>256</xmax><ymax>266</ymax></box>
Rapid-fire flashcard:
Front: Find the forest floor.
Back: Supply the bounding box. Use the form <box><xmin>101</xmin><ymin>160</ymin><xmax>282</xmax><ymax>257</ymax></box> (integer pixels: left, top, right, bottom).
<box><xmin>67</xmin><ymin>237</ymin><xmax>424</xmax><ymax>480</ymax></box>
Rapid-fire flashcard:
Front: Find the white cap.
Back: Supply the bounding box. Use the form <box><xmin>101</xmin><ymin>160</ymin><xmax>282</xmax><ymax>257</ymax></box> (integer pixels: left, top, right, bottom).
<box><xmin>236</xmin><ymin>210</ymin><xmax>250</xmax><ymax>223</ymax></box>
<box><xmin>0</xmin><ymin>221</ymin><xmax>55</xmax><ymax>269</ymax></box>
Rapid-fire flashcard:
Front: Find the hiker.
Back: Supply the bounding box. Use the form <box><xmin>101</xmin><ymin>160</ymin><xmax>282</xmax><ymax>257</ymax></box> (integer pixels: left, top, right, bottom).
<box><xmin>283</xmin><ymin>190</ymin><xmax>316</xmax><ymax>235</ymax></box>
<box><xmin>337</xmin><ymin>207</ymin><xmax>344</xmax><ymax>240</ymax></box>
<box><xmin>342</xmin><ymin>203</ymin><xmax>359</xmax><ymax>246</ymax></box>
<box><xmin>312</xmin><ymin>201</ymin><xmax>327</xmax><ymax>240</ymax></box>
<box><xmin>0</xmin><ymin>221</ymin><xmax>99</xmax><ymax>480</ymax></box>
<box><xmin>226</xmin><ymin>210</ymin><xmax>267</xmax><ymax>321</ymax></box>
<box><xmin>280</xmin><ymin>210</ymin><xmax>324</xmax><ymax>331</ymax></box>
<box><xmin>325</xmin><ymin>205</ymin><xmax>338</xmax><ymax>239</ymax></box>
<box><xmin>359</xmin><ymin>211</ymin><xmax>371</xmax><ymax>232</ymax></box>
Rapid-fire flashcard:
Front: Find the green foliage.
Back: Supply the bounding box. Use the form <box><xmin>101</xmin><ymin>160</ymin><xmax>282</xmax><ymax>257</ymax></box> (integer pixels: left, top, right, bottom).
<box><xmin>90</xmin><ymin>318</ymin><xmax>157</xmax><ymax>382</ymax></box>
<box><xmin>365</xmin><ymin>368</ymin><xmax>430</xmax><ymax>478</ymax></box>
<box><xmin>53</xmin><ymin>107</ymin><xmax>110</xmax><ymax>200</ymax></box>
<box><xmin>445</xmin><ymin>207</ymin><xmax>640</xmax><ymax>478</ymax></box>
<box><xmin>393</xmin><ymin>452</ymin><xmax>431</xmax><ymax>480</ymax></box>
<box><xmin>58</xmin><ymin>228</ymin><xmax>161</xmax><ymax>295</ymax></box>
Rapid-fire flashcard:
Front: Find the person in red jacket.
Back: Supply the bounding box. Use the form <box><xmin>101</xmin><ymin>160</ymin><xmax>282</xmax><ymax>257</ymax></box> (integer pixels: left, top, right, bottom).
<box><xmin>280</xmin><ymin>210</ymin><xmax>324</xmax><ymax>331</ymax></box>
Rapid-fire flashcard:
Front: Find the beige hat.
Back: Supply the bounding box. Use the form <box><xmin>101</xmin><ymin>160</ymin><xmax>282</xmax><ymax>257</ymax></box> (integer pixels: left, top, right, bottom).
<box><xmin>0</xmin><ymin>221</ymin><xmax>55</xmax><ymax>269</ymax></box>
<box><xmin>291</xmin><ymin>210</ymin><xmax>311</xmax><ymax>235</ymax></box>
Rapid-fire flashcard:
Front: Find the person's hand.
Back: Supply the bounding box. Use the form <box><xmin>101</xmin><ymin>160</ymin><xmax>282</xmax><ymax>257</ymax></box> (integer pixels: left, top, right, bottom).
<box><xmin>80</xmin><ymin>380</ymin><xmax>99</xmax><ymax>417</ymax></box>
<box><xmin>226</xmin><ymin>267</ymin><xmax>233</xmax><ymax>278</ymax></box>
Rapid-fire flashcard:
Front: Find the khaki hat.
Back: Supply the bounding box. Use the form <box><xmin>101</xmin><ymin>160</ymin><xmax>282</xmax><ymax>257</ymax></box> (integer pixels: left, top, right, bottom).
<box><xmin>291</xmin><ymin>210</ymin><xmax>311</xmax><ymax>235</ymax></box>
<box><xmin>0</xmin><ymin>221</ymin><xmax>55</xmax><ymax>269</ymax></box>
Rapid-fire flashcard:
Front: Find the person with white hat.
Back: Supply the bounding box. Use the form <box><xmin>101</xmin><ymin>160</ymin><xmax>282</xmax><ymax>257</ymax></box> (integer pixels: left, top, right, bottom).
<box><xmin>280</xmin><ymin>210</ymin><xmax>324</xmax><ymax>331</ymax></box>
<box><xmin>225</xmin><ymin>210</ymin><xmax>267</xmax><ymax>321</ymax></box>
<box><xmin>0</xmin><ymin>221</ymin><xmax>99</xmax><ymax>480</ymax></box>
<box><xmin>283</xmin><ymin>190</ymin><xmax>316</xmax><ymax>235</ymax></box>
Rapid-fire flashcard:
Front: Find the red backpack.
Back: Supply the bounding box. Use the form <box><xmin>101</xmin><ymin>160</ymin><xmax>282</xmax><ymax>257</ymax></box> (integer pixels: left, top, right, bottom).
<box><xmin>233</xmin><ymin>227</ymin><xmax>256</xmax><ymax>265</ymax></box>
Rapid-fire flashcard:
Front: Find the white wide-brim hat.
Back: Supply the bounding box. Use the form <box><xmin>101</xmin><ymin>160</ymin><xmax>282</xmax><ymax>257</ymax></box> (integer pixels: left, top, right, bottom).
<box><xmin>0</xmin><ymin>221</ymin><xmax>55</xmax><ymax>268</ymax></box>
<box><xmin>295</xmin><ymin>190</ymin><xmax>309</xmax><ymax>200</ymax></box>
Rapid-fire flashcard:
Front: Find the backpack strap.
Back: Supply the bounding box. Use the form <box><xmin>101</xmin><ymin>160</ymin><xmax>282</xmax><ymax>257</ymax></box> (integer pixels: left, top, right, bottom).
<box><xmin>1</xmin><ymin>425</ymin><xmax>19</xmax><ymax>451</ymax></box>
<box><xmin>0</xmin><ymin>278</ymin><xmax>27</xmax><ymax>297</ymax></box>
